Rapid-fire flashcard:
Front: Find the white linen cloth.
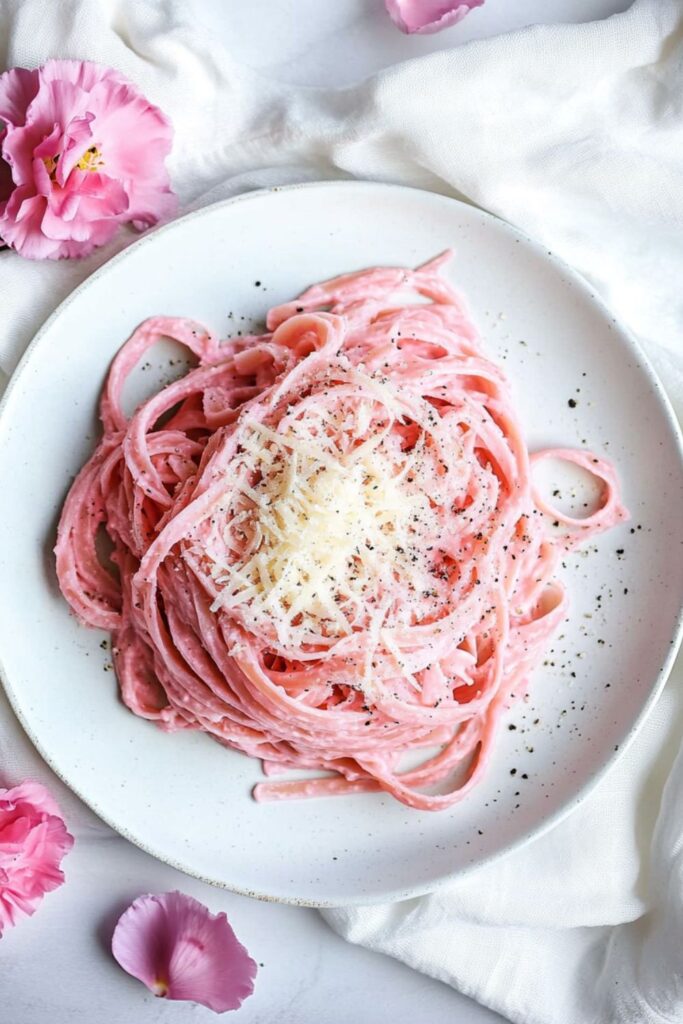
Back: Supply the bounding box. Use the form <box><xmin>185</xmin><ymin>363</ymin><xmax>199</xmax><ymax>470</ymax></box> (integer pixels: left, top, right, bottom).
<box><xmin>0</xmin><ymin>2</ymin><xmax>682</xmax><ymax>1022</ymax></box>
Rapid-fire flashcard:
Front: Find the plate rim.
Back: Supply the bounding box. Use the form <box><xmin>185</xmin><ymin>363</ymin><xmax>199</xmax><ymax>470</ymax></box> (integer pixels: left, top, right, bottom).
<box><xmin>1</xmin><ymin>178</ymin><xmax>682</xmax><ymax>907</ymax></box>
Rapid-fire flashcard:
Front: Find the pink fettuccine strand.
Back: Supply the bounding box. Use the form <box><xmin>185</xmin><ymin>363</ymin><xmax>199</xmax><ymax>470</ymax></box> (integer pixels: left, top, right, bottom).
<box><xmin>55</xmin><ymin>254</ymin><xmax>628</xmax><ymax>811</ymax></box>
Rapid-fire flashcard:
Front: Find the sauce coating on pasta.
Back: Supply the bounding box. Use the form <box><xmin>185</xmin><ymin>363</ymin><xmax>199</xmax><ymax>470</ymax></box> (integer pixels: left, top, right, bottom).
<box><xmin>56</xmin><ymin>254</ymin><xmax>628</xmax><ymax>810</ymax></box>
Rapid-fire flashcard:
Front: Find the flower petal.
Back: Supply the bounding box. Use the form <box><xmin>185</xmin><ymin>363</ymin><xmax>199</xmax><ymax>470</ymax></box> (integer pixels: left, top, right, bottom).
<box><xmin>0</xmin><ymin>781</ymin><xmax>74</xmax><ymax>935</ymax></box>
<box><xmin>112</xmin><ymin>891</ymin><xmax>257</xmax><ymax>1013</ymax></box>
<box><xmin>0</xmin><ymin>67</ymin><xmax>40</xmax><ymax>128</ymax></box>
<box><xmin>47</xmin><ymin>171</ymin><xmax>129</xmax><ymax>226</ymax></box>
<box><xmin>39</xmin><ymin>58</ymin><xmax>130</xmax><ymax>93</ymax></box>
<box><xmin>0</xmin><ymin>191</ymin><xmax>55</xmax><ymax>258</ymax></box>
<box><xmin>1</xmin><ymin>779</ymin><xmax>68</xmax><ymax>821</ymax></box>
<box><xmin>385</xmin><ymin>0</ymin><xmax>485</xmax><ymax>34</ymax></box>
<box><xmin>55</xmin><ymin>113</ymin><xmax>95</xmax><ymax>185</ymax></box>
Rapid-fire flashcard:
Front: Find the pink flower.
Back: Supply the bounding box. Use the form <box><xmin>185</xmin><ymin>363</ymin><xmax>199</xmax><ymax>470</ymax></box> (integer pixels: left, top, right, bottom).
<box><xmin>0</xmin><ymin>781</ymin><xmax>74</xmax><ymax>936</ymax></box>
<box><xmin>385</xmin><ymin>0</ymin><xmax>485</xmax><ymax>34</ymax></box>
<box><xmin>0</xmin><ymin>59</ymin><xmax>176</xmax><ymax>260</ymax></box>
<box><xmin>112</xmin><ymin>891</ymin><xmax>257</xmax><ymax>1013</ymax></box>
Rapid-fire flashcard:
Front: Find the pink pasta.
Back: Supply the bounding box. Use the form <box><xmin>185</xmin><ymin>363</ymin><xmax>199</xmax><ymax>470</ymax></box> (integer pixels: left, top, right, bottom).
<box><xmin>55</xmin><ymin>254</ymin><xmax>628</xmax><ymax>811</ymax></box>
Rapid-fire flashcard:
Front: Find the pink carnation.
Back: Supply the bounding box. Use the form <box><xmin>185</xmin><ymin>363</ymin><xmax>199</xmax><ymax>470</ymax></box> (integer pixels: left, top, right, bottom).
<box><xmin>0</xmin><ymin>59</ymin><xmax>176</xmax><ymax>259</ymax></box>
<box><xmin>0</xmin><ymin>781</ymin><xmax>74</xmax><ymax>935</ymax></box>
<box><xmin>385</xmin><ymin>0</ymin><xmax>485</xmax><ymax>34</ymax></box>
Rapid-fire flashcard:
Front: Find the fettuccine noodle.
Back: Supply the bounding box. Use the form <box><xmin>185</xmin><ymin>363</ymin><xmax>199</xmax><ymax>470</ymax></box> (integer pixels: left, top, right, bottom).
<box><xmin>56</xmin><ymin>254</ymin><xmax>628</xmax><ymax>810</ymax></box>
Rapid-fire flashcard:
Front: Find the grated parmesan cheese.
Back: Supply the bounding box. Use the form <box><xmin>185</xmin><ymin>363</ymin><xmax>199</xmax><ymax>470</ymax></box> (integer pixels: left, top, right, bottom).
<box><xmin>205</xmin><ymin>394</ymin><xmax>440</xmax><ymax>654</ymax></box>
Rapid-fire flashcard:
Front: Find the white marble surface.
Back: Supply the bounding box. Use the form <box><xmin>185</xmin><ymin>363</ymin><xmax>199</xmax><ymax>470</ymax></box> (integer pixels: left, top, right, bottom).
<box><xmin>5</xmin><ymin>2</ymin><xmax>633</xmax><ymax>1022</ymax></box>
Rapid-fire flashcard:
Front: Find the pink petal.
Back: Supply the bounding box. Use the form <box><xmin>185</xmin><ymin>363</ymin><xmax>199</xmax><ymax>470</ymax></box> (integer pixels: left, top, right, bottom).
<box><xmin>0</xmin><ymin>123</ymin><xmax>39</xmax><ymax>190</ymax></box>
<box><xmin>112</xmin><ymin>892</ymin><xmax>257</xmax><ymax>1013</ymax></box>
<box><xmin>47</xmin><ymin>171</ymin><xmax>129</xmax><ymax>227</ymax></box>
<box><xmin>86</xmin><ymin>81</ymin><xmax>173</xmax><ymax>179</ymax></box>
<box><xmin>0</xmin><ymin>191</ymin><xmax>57</xmax><ymax>258</ymax></box>
<box><xmin>129</xmin><ymin>183</ymin><xmax>177</xmax><ymax>231</ymax></box>
<box><xmin>0</xmin><ymin>780</ymin><xmax>65</xmax><ymax>820</ymax></box>
<box><xmin>0</xmin><ymin>815</ymin><xmax>32</xmax><ymax>847</ymax></box>
<box><xmin>0</xmin><ymin>67</ymin><xmax>40</xmax><ymax>128</ymax></box>
<box><xmin>385</xmin><ymin>0</ymin><xmax>485</xmax><ymax>34</ymax></box>
<box><xmin>33</xmin><ymin>123</ymin><xmax>62</xmax><ymax>161</ymax></box>
<box><xmin>7</xmin><ymin>78</ymin><xmax>89</xmax><ymax>186</ymax></box>
<box><xmin>39</xmin><ymin>58</ymin><xmax>130</xmax><ymax>93</ymax></box>
<box><xmin>55</xmin><ymin>113</ymin><xmax>96</xmax><ymax>185</ymax></box>
<box><xmin>32</xmin><ymin>125</ymin><xmax>63</xmax><ymax>198</ymax></box>
<box><xmin>29</xmin><ymin>78</ymin><xmax>86</xmax><ymax>136</ymax></box>
<box><xmin>50</xmin><ymin>232</ymin><xmax>113</xmax><ymax>259</ymax></box>
<box><xmin>82</xmin><ymin>80</ymin><xmax>176</xmax><ymax>227</ymax></box>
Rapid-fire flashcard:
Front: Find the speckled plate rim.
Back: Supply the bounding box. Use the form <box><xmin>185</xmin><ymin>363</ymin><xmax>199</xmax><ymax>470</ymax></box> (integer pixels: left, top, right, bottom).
<box><xmin>1</xmin><ymin>180</ymin><xmax>682</xmax><ymax>908</ymax></box>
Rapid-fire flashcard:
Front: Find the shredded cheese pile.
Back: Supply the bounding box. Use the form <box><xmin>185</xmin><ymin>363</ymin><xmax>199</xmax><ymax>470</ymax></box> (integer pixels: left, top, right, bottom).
<box><xmin>206</xmin><ymin>396</ymin><xmax>441</xmax><ymax>655</ymax></box>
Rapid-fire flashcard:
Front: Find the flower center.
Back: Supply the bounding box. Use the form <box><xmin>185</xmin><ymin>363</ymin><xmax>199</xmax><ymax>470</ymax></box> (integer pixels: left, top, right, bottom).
<box><xmin>76</xmin><ymin>145</ymin><xmax>104</xmax><ymax>172</ymax></box>
<box><xmin>42</xmin><ymin>153</ymin><xmax>60</xmax><ymax>180</ymax></box>
<box><xmin>152</xmin><ymin>978</ymin><xmax>169</xmax><ymax>998</ymax></box>
<box><xmin>42</xmin><ymin>146</ymin><xmax>104</xmax><ymax>182</ymax></box>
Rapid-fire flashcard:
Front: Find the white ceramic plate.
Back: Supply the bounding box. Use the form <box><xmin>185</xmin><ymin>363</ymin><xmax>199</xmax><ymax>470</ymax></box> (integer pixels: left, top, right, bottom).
<box><xmin>1</xmin><ymin>182</ymin><xmax>682</xmax><ymax>906</ymax></box>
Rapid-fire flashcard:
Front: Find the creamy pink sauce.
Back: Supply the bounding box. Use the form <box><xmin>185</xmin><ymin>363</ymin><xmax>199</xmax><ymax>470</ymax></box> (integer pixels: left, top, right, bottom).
<box><xmin>55</xmin><ymin>253</ymin><xmax>628</xmax><ymax>811</ymax></box>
